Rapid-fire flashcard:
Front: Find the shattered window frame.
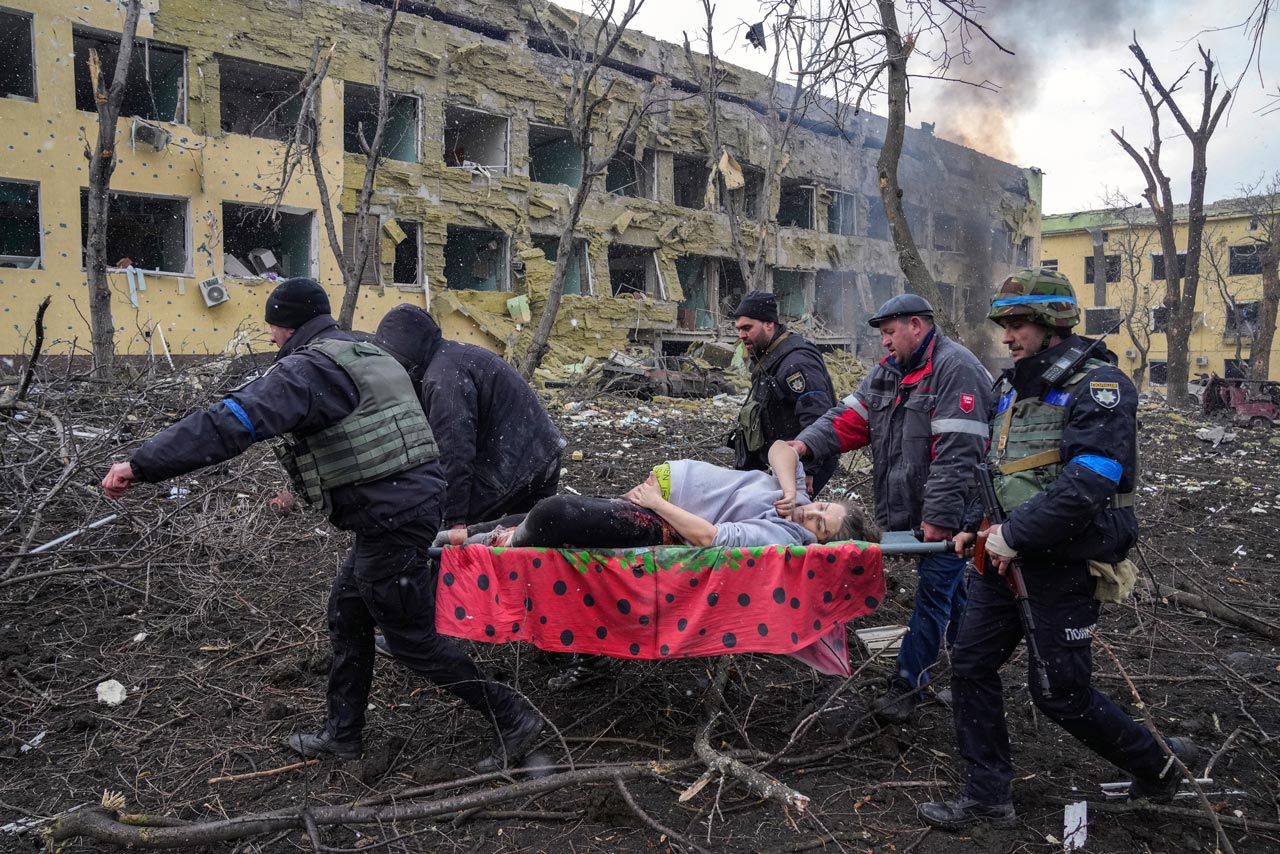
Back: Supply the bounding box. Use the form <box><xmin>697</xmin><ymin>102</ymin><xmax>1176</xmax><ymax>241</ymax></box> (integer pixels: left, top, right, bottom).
<box><xmin>777</xmin><ymin>180</ymin><xmax>815</xmax><ymax>230</ymax></box>
<box><xmin>814</xmin><ymin>270</ymin><xmax>857</xmax><ymax>335</ymax></box>
<box><xmin>866</xmin><ymin>195</ymin><xmax>890</xmax><ymax>241</ymax></box>
<box><xmin>218</xmin><ymin>55</ymin><xmax>305</xmax><ymax>142</ymax></box>
<box><xmin>772</xmin><ymin>268</ymin><xmax>812</xmax><ymax>319</ymax></box>
<box><xmin>932</xmin><ymin>213</ymin><xmax>960</xmax><ymax>252</ymax></box>
<box><xmin>343</xmin><ymin>82</ymin><xmax>420</xmax><ymax>163</ymax></box>
<box><xmin>1224</xmin><ymin>357</ymin><xmax>1252</xmax><ymax>379</ymax></box>
<box><xmin>72</xmin><ymin>27</ymin><xmax>187</xmax><ymax>124</ymax></box>
<box><xmin>443</xmin><ymin>104</ymin><xmax>510</xmax><ymax>171</ymax></box>
<box><xmin>672</xmin><ymin>153</ymin><xmax>710</xmax><ymax>210</ymax></box>
<box><xmin>606</xmin><ymin>148</ymin><xmax>656</xmax><ymax>199</ymax></box>
<box><xmin>532</xmin><ymin>235</ymin><xmax>591</xmax><ymax>296</ymax></box>
<box><xmin>79</xmin><ymin>187</ymin><xmax>190</xmax><ymax>275</ymax></box>
<box><xmin>1041</xmin><ymin>258</ymin><xmax>1058</xmax><ymax>271</ymax></box>
<box><xmin>342</xmin><ymin>212</ymin><xmax>381</xmax><ymax>286</ymax></box>
<box><xmin>1083</xmin><ymin>254</ymin><xmax>1121</xmax><ymax>284</ymax></box>
<box><xmin>222</xmin><ymin>201</ymin><xmax>315</xmax><ymax>280</ymax></box>
<box><xmin>1229</xmin><ymin>243</ymin><xmax>1267</xmax><ymax>276</ymax></box>
<box><xmin>0</xmin><ymin>178</ymin><xmax>41</xmax><ymax>268</ymax></box>
<box><xmin>1148</xmin><ymin>359</ymin><xmax>1168</xmax><ymax>385</ymax></box>
<box><xmin>1083</xmin><ymin>305</ymin><xmax>1122</xmax><ymax>336</ymax></box>
<box><xmin>1150</xmin><ymin>251</ymin><xmax>1187</xmax><ymax>280</ymax></box>
<box><xmin>444</xmin><ymin>225</ymin><xmax>509</xmax><ymax>292</ymax></box>
<box><xmin>607</xmin><ymin>243</ymin><xmax>661</xmax><ymax>298</ymax></box>
<box><xmin>1224</xmin><ymin>300</ymin><xmax>1259</xmax><ymax>336</ymax></box>
<box><xmin>1150</xmin><ymin>304</ymin><xmax>1169</xmax><ymax>333</ymax></box>
<box><xmin>826</xmin><ymin>190</ymin><xmax>856</xmax><ymax>236</ymax></box>
<box><xmin>392</xmin><ymin>220</ymin><xmax>423</xmax><ymax>287</ymax></box>
<box><xmin>528</xmin><ymin>123</ymin><xmax>583</xmax><ymax>188</ymax></box>
<box><xmin>675</xmin><ymin>255</ymin><xmax>713</xmax><ymax>330</ymax></box>
<box><xmin>0</xmin><ymin>8</ymin><xmax>35</xmax><ymax>102</ymax></box>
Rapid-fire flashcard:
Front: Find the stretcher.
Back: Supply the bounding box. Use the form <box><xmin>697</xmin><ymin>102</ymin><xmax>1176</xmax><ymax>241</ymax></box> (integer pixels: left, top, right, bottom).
<box><xmin>431</xmin><ymin>534</ymin><xmax>949</xmax><ymax>676</ymax></box>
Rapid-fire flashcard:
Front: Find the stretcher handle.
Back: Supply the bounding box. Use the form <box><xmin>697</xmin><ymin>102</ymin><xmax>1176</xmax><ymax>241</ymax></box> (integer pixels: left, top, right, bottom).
<box><xmin>427</xmin><ymin>536</ymin><xmax>954</xmax><ymax>559</ymax></box>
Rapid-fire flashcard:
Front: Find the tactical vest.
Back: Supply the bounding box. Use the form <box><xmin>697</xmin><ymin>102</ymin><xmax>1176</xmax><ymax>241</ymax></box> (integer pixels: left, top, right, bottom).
<box><xmin>988</xmin><ymin>357</ymin><xmax>1136</xmax><ymax>514</ymax></box>
<box><xmin>737</xmin><ymin>332</ymin><xmax>810</xmax><ymax>454</ymax></box>
<box><xmin>274</xmin><ymin>338</ymin><xmax>438</xmax><ymax>513</ymax></box>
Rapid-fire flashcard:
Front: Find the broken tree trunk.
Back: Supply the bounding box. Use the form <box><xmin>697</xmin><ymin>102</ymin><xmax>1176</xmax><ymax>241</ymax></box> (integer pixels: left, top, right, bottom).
<box><xmin>83</xmin><ymin>0</ymin><xmax>145</xmax><ymax>382</ymax></box>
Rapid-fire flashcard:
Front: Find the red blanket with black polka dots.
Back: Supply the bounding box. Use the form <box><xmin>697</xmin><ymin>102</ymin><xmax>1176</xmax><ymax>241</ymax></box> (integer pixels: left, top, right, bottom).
<box><xmin>434</xmin><ymin>542</ymin><xmax>884</xmax><ymax>676</ymax></box>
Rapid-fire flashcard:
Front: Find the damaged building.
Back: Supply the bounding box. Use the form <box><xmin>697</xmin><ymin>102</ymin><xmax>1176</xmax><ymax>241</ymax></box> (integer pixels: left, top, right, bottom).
<box><xmin>0</xmin><ymin>0</ymin><xmax>1041</xmax><ymax>375</ymax></box>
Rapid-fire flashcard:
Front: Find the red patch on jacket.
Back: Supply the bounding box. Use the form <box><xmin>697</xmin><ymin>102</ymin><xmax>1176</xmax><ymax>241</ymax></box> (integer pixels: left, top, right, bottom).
<box><xmin>959</xmin><ymin>393</ymin><xmax>975</xmax><ymax>413</ymax></box>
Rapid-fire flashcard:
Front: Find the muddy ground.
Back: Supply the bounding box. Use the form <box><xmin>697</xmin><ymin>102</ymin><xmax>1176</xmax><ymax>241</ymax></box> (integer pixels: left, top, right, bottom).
<box><xmin>2</xmin><ymin>365</ymin><xmax>1279</xmax><ymax>853</ymax></box>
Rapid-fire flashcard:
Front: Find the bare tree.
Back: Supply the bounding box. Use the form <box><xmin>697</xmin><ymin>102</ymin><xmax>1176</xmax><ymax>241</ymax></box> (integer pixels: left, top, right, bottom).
<box><xmin>683</xmin><ymin>0</ymin><xmax>822</xmax><ymax>295</ymax></box>
<box><xmin>1234</xmin><ymin>175</ymin><xmax>1280</xmax><ymax>380</ymax></box>
<box><xmin>267</xmin><ymin>0</ymin><xmax>401</xmax><ymax>330</ymax></box>
<box><xmin>1201</xmin><ymin>224</ymin><xmax>1256</xmax><ymax>375</ymax></box>
<box><xmin>1100</xmin><ymin>192</ymin><xmax>1158</xmax><ymax>390</ymax></box>
<box><xmin>83</xmin><ymin>0</ymin><xmax>144</xmax><ymax>380</ymax></box>
<box><xmin>517</xmin><ymin>0</ymin><xmax>667</xmax><ymax>379</ymax></box>
<box><xmin>1111</xmin><ymin>42</ymin><xmax>1230</xmax><ymax>405</ymax></box>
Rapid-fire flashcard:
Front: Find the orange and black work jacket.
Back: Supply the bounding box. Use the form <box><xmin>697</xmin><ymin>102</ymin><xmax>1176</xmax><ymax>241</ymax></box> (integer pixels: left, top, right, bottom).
<box><xmin>796</xmin><ymin>329</ymin><xmax>991</xmax><ymax>532</ymax></box>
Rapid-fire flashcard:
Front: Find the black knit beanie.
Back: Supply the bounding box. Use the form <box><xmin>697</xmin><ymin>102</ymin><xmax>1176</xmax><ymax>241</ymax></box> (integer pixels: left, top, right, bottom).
<box><xmin>264</xmin><ymin>278</ymin><xmax>331</xmax><ymax>328</ymax></box>
<box><xmin>733</xmin><ymin>290</ymin><xmax>779</xmax><ymax>324</ymax></box>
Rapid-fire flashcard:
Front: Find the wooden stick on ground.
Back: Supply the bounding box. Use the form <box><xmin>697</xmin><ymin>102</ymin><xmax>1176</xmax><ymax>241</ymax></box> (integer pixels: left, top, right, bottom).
<box><xmin>208</xmin><ymin>759</ymin><xmax>320</xmax><ymax>784</ymax></box>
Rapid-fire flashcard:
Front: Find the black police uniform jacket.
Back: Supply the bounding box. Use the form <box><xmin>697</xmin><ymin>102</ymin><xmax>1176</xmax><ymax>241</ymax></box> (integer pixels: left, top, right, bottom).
<box><xmin>994</xmin><ymin>335</ymin><xmax>1138</xmax><ymax>566</ymax></box>
<box><xmin>375</xmin><ymin>304</ymin><xmax>566</xmax><ymax>528</ymax></box>
<box><xmin>129</xmin><ymin>315</ymin><xmax>445</xmax><ymax>534</ymax></box>
<box><xmin>735</xmin><ymin>327</ymin><xmax>837</xmax><ymax>484</ymax></box>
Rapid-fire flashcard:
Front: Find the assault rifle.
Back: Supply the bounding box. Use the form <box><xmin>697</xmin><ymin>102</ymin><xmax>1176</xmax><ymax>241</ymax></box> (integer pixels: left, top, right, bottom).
<box><xmin>973</xmin><ymin>463</ymin><xmax>1052</xmax><ymax>698</ymax></box>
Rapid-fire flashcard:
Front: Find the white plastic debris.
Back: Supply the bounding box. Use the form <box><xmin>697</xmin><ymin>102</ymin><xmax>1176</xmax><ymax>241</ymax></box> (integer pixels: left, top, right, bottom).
<box><xmin>19</xmin><ymin>730</ymin><xmax>46</xmax><ymax>754</ymax></box>
<box><xmin>1063</xmin><ymin>800</ymin><xmax>1088</xmax><ymax>850</ymax></box>
<box><xmin>168</xmin><ymin>486</ymin><xmax>191</xmax><ymax>500</ymax></box>
<box><xmin>96</xmin><ymin>680</ymin><xmax>128</xmax><ymax>706</ymax></box>
<box><xmin>132</xmin><ymin>632</ymin><xmax>148</xmax><ymax>644</ymax></box>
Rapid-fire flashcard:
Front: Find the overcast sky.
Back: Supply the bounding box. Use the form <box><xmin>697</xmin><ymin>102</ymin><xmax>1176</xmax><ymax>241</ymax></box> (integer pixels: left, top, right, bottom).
<box><xmin>624</xmin><ymin>0</ymin><xmax>1277</xmax><ymax>215</ymax></box>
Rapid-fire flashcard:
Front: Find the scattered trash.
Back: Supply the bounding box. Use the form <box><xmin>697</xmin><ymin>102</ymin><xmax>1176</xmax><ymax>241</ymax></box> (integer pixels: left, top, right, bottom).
<box><xmin>132</xmin><ymin>632</ymin><xmax>148</xmax><ymax>644</ymax></box>
<box><xmin>19</xmin><ymin>730</ymin><xmax>46</xmax><ymax>754</ymax></box>
<box><xmin>168</xmin><ymin>486</ymin><xmax>191</xmax><ymax>500</ymax></box>
<box><xmin>855</xmin><ymin>625</ymin><xmax>908</xmax><ymax>658</ymax></box>
<box><xmin>1062</xmin><ymin>800</ymin><xmax>1087</xmax><ymax>851</ymax></box>
<box><xmin>1194</xmin><ymin>425</ymin><xmax>1235</xmax><ymax>446</ymax></box>
<box><xmin>96</xmin><ymin>680</ymin><xmax>127</xmax><ymax>706</ymax></box>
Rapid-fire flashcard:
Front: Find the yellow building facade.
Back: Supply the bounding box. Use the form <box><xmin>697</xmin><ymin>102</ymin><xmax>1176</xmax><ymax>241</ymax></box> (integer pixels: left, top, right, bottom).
<box><xmin>1042</xmin><ymin>198</ymin><xmax>1277</xmax><ymax>385</ymax></box>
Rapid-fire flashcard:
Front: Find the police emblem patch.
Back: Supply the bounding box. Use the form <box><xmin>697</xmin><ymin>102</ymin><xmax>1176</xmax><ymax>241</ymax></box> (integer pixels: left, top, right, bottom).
<box><xmin>959</xmin><ymin>392</ymin><xmax>975</xmax><ymax>413</ymax></box>
<box><xmin>1089</xmin><ymin>381</ymin><xmax>1120</xmax><ymax>409</ymax></box>
<box><xmin>786</xmin><ymin>371</ymin><xmax>806</xmax><ymax>393</ymax></box>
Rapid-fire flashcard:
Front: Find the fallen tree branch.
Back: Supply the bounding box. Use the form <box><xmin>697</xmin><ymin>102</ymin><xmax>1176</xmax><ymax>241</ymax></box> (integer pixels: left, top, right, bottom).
<box><xmin>1158</xmin><ymin>583</ymin><xmax>1280</xmax><ymax>643</ymax></box>
<box><xmin>16</xmin><ymin>295</ymin><xmax>52</xmax><ymax>403</ymax></box>
<box><xmin>44</xmin><ymin>764</ymin><xmax>664</xmax><ymax>849</ymax></box>
<box><xmin>207</xmin><ymin>759</ymin><xmax>319</xmax><ymax>784</ymax></box>
<box><xmin>1047</xmin><ymin>796</ymin><xmax>1280</xmax><ymax>833</ymax></box>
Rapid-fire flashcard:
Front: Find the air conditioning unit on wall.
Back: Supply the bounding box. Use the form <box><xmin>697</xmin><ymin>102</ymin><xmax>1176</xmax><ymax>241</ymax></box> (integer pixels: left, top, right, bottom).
<box><xmin>1195</xmin><ymin>356</ymin><xmax>1210</xmax><ymax>366</ymax></box>
<box><xmin>199</xmin><ymin>276</ymin><xmax>230</xmax><ymax>308</ymax></box>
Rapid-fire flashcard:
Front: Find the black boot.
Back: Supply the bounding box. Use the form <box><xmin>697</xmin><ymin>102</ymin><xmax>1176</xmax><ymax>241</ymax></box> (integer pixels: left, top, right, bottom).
<box><xmin>476</xmin><ymin>709</ymin><xmax>544</xmax><ymax>772</ymax></box>
<box><xmin>1129</xmin><ymin>737</ymin><xmax>1200</xmax><ymax>803</ymax></box>
<box><xmin>286</xmin><ymin>728</ymin><xmax>362</xmax><ymax>760</ymax></box>
<box><xmin>872</xmin><ymin>676</ymin><xmax>919</xmax><ymax>724</ymax></box>
<box><xmin>919</xmin><ymin>797</ymin><xmax>1016</xmax><ymax>830</ymax></box>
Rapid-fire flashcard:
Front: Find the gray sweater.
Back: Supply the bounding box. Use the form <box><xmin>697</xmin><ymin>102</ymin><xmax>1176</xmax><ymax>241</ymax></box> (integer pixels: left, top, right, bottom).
<box><xmin>667</xmin><ymin>460</ymin><xmax>814</xmax><ymax>548</ymax></box>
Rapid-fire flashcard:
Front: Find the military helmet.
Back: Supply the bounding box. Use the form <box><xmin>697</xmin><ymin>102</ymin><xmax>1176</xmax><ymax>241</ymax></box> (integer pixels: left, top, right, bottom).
<box><xmin>987</xmin><ymin>268</ymin><xmax>1079</xmax><ymax>330</ymax></box>
<box><xmin>868</xmin><ymin>293</ymin><xmax>934</xmax><ymax>328</ymax></box>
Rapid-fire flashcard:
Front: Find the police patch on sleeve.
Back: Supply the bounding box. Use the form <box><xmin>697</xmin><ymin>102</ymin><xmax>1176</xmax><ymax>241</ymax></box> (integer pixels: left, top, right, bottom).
<box><xmin>1089</xmin><ymin>381</ymin><xmax>1120</xmax><ymax>409</ymax></box>
<box><xmin>786</xmin><ymin>371</ymin><xmax>807</xmax><ymax>393</ymax></box>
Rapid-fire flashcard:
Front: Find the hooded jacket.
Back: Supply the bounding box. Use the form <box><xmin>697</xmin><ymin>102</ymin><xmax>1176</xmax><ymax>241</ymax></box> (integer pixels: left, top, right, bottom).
<box><xmin>130</xmin><ymin>315</ymin><xmax>445</xmax><ymax>533</ymax></box>
<box><xmin>376</xmin><ymin>305</ymin><xmax>566</xmax><ymax>527</ymax></box>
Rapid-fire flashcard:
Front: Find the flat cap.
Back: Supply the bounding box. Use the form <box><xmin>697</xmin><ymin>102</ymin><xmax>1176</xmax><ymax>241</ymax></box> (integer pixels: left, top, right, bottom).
<box><xmin>868</xmin><ymin>293</ymin><xmax>934</xmax><ymax>328</ymax></box>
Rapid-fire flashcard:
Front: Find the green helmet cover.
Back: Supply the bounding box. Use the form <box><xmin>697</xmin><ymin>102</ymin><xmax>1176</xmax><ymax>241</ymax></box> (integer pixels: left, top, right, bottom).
<box><xmin>988</xmin><ymin>268</ymin><xmax>1080</xmax><ymax>330</ymax></box>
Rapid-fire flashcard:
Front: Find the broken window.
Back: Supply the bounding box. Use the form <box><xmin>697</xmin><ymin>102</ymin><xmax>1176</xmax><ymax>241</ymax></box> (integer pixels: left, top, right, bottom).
<box><xmin>675</xmin><ymin>256</ymin><xmax>713</xmax><ymax>330</ymax></box>
<box><xmin>342</xmin><ymin>213</ymin><xmax>380</xmax><ymax>285</ymax></box>
<box><xmin>0</xmin><ymin>179</ymin><xmax>39</xmax><ymax>268</ymax></box>
<box><xmin>933</xmin><ymin>214</ymin><xmax>959</xmax><ymax>252</ymax></box>
<box><xmin>80</xmin><ymin>189</ymin><xmax>187</xmax><ymax>273</ymax></box>
<box><xmin>0</xmin><ymin>9</ymin><xmax>34</xmax><ymax>101</ymax></box>
<box><xmin>868</xmin><ymin>273</ymin><xmax>897</xmax><ymax>308</ymax></box>
<box><xmin>222</xmin><ymin>202</ymin><xmax>312</xmax><ymax>278</ymax></box>
<box><xmin>778</xmin><ymin>181</ymin><xmax>814</xmax><ymax>229</ymax></box>
<box><xmin>528</xmin><ymin>124</ymin><xmax>582</xmax><ymax>188</ymax></box>
<box><xmin>866</xmin><ymin>196</ymin><xmax>890</xmax><ymax>241</ymax></box>
<box><xmin>718</xmin><ymin>259</ymin><xmax>746</xmax><ymax>318</ymax></box>
<box><xmin>1151</xmin><ymin>305</ymin><xmax>1169</xmax><ymax>333</ymax></box>
<box><xmin>935</xmin><ymin>282</ymin><xmax>956</xmax><ymax>316</ymax></box>
<box><xmin>343</xmin><ymin>83</ymin><xmax>418</xmax><ymax>162</ymax></box>
<box><xmin>393</xmin><ymin>220</ymin><xmax>421</xmax><ymax>286</ymax></box>
<box><xmin>1225</xmin><ymin>301</ymin><xmax>1259</xmax><ymax>336</ymax></box>
<box><xmin>1015</xmin><ymin>237</ymin><xmax>1032</xmax><ymax>267</ymax></box>
<box><xmin>1229</xmin><ymin>243</ymin><xmax>1266</xmax><ymax>276</ymax></box>
<box><xmin>1083</xmin><ymin>306</ymin><xmax>1121</xmax><ymax>336</ymax></box>
<box><xmin>673</xmin><ymin>154</ymin><xmax>709</xmax><ymax>210</ymax></box>
<box><xmin>1041</xmin><ymin>258</ymin><xmax>1059</xmax><ymax>271</ymax></box>
<box><xmin>444</xmin><ymin>225</ymin><xmax>507</xmax><ymax>291</ymax></box>
<box><xmin>73</xmin><ymin>29</ymin><xmax>185</xmax><ymax>123</ymax></box>
<box><xmin>827</xmin><ymin>190</ymin><xmax>856</xmax><ymax>237</ymax></box>
<box><xmin>1151</xmin><ymin>251</ymin><xmax>1187</xmax><ymax>280</ymax></box>
<box><xmin>606</xmin><ymin>149</ymin><xmax>656</xmax><ymax>199</ymax></box>
<box><xmin>219</xmin><ymin>56</ymin><xmax>303</xmax><ymax>141</ymax></box>
<box><xmin>722</xmin><ymin>164</ymin><xmax>764</xmax><ymax>219</ymax></box>
<box><xmin>773</xmin><ymin>269</ymin><xmax>811</xmax><ymax>319</ymax></box>
<box><xmin>988</xmin><ymin>223</ymin><xmax>1011</xmax><ymax>263</ymax></box>
<box><xmin>608</xmin><ymin>244</ymin><xmax>659</xmax><ymax>297</ymax></box>
<box><xmin>1224</xmin><ymin>358</ymin><xmax>1251</xmax><ymax>379</ymax></box>
<box><xmin>1083</xmin><ymin>254</ymin><xmax>1121</xmax><ymax>284</ymax></box>
<box><xmin>904</xmin><ymin>204</ymin><xmax>928</xmax><ymax>244</ymax></box>
<box><xmin>533</xmin><ymin>235</ymin><xmax>589</xmax><ymax>295</ymax></box>
<box><xmin>444</xmin><ymin>105</ymin><xmax>508</xmax><ymax>170</ymax></box>
<box><xmin>1149</xmin><ymin>359</ymin><xmax>1168</xmax><ymax>385</ymax></box>
<box><xmin>815</xmin><ymin>270</ymin><xmax>856</xmax><ymax>334</ymax></box>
